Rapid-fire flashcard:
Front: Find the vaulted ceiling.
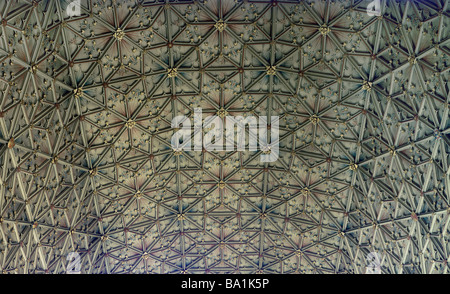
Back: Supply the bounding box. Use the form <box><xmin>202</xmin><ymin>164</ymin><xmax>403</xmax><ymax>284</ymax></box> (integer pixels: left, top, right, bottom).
<box><xmin>0</xmin><ymin>0</ymin><xmax>449</xmax><ymax>274</ymax></box>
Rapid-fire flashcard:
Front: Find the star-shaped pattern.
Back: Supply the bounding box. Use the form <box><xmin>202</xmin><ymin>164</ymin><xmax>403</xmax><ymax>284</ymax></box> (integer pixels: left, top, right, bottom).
<box><xmin>0</xmin><ymin>0</ymin><xmax>449</xmax><ymax>274</ymax></box>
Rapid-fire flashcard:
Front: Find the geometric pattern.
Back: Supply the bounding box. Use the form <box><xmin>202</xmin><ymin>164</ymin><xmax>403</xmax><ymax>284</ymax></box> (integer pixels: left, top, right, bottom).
<box><xmin>0</xmin><ymin>0</ymin><xmax>448</xmax><ymax>274</ymax></box>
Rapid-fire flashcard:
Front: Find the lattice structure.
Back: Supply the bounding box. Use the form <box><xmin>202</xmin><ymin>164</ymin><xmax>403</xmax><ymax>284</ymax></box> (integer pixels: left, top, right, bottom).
<box><xmin>0</xmin><ymin>0</ymin><xmax>449</xmax><ymax>274</ymax></box>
